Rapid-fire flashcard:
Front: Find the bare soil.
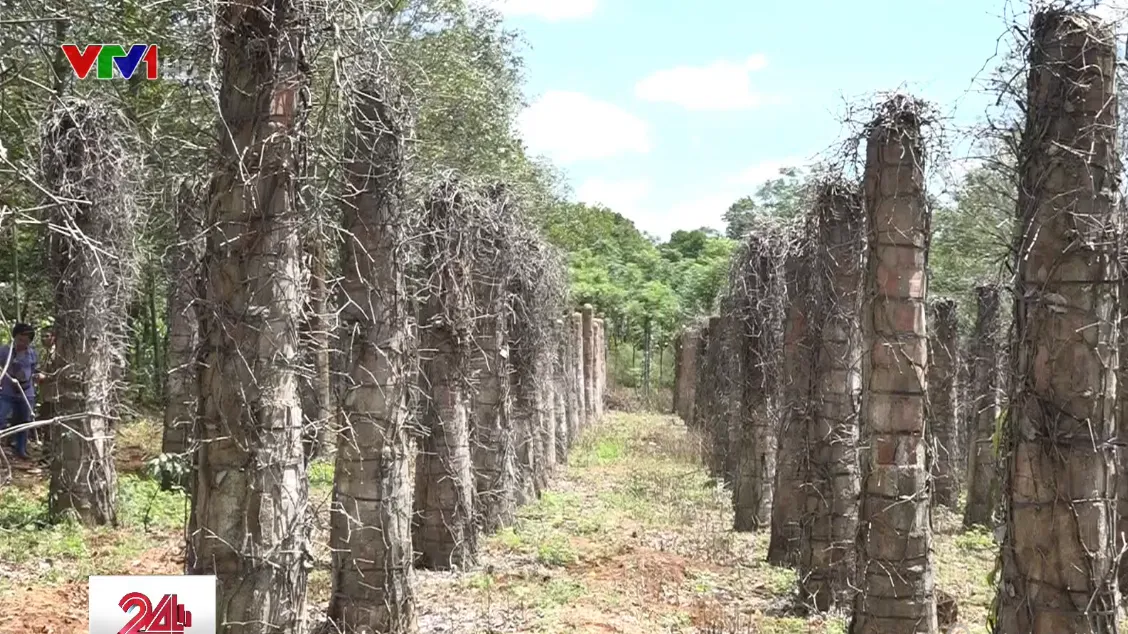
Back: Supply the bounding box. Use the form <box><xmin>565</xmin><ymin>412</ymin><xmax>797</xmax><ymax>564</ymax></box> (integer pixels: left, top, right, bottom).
<box><xmin>0</xmin><ymin>413</ymin><xmax>996</xmax><ymax>633</ymax></box>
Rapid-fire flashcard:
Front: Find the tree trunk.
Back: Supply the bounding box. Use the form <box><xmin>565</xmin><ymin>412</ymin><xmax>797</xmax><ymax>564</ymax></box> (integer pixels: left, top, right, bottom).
<box><xmin>963</xmin><ymin>285</ymin><xmax>1001</xmax><ymax>527</ymax></box>
<box><xmin>1120</xmin><ymin>199</ymin><xmax>1128</xmax><ymax>598</ymax></box>
<box><xmin>928</xmin><ymin>298</ymin><xmax>960</xmax><ymax>509</ymax></box>
<box><xmin>325</xmin><ymin>69</ymin><xmax>418</xmax><ymax>633</ymax></box>
<box><xmin>161</xmin><ymin>180</ymin><xmax>203</xmax><ymax>492</ymax></box>
<box><xmin>145</xmin><ymin>267</ymin><xmax>165</xmax><ymax>402</ymax></box>
<box><xmin>672</xmin><ymin>333</ymin><xmax>681</xmax><ymax>415</ymax></box>
<box><xmin>684</xmin><ymin>326</ymin><xmax>699</xmax><ymax>424</ymax></box>
<box><xmin>187</xmin><ymin>0</ymin><xmax>311</xmax><ymax>629</ymax></box>
<box><xmin>850</xmin><ymin>95</ymin><xmax>937</xmax><ymax>634</ymax></box>
<box><xmin>799</xmin><ymin>177</ymin><xmax>864</xmax><ymax>612</ymax></box>
<box><xmin>11</xmin><ymin>222</ymin><xmax>20</xmax><ymax>324</ymax></box>
<box><xmin>643</xmin><ymin>317</ymin><xmax>652</xmax><ymax>402</ymax></box>
<box><xmin>43</xmin><ymin>99</ymin><xmax>139</xmax><ymax>527</ymax></box>
<box><xmin>768</xmin><ymin>240</ymin><xmax>810</xmax><ymax>567</ymax></box>
<box><xmin>996</xmin><ymin>11</ymin><xmax>1120</xmax><ymax>634</ymax></box>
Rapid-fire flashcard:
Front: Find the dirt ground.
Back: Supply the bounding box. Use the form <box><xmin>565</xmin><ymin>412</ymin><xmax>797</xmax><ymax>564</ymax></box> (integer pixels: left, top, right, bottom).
<box><xmin>0</xmin><ymin>413</ymin><xmax>997</xmax><ymax>634</ymax></box>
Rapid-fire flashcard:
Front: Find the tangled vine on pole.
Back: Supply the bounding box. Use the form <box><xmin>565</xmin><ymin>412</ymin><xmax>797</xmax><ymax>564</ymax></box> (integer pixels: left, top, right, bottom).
<box><xmin>768</xmin><ymin>224</ymin><xmax>814</xmax><ymax>567</ymax></box>
<box><xmin>799</xmin><ymin>172</ymin><xmax>864</xmax><ymax>612</ymax></box>
<box><xmin>996</xmin><ymin>10</ymin><xmax>1121</xmax><ymax>633</ymax></box>
<box><xmin>41</xmin><ymin>97</ymin><xmax>141</xmax><ymax>527</ymax></box>
<box><xmin>466</xmin><ymin>183</ymin><xmax>521</xmax><ymax>534</ymax></box>
<box><xmin>851</xmin><ymin>93</ymin><xmax>938</xmax><ymax>634</ymax></box>
<box><xmin>326</xmin><ymin>48</ymin><xmax>418</xmax><ymax>632</ymax></box>
<box><xmin>730</xmin><ymin>228</ymin><xmax>787</xmax><ymax>532</ymax></box>
<box><xmin>413</xmin><ymin>177</ymin><xmax>481</xmax><ymax>571</ymax></box>
<box><xmin>188</xmin><ymin>0</ymin><xmax>313</xmax><ymax>625</ymax></box>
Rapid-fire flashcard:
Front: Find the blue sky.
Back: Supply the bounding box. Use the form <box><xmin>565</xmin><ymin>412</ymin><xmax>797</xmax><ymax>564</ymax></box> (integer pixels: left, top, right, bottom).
<box><xmin>483</xmin><ymin>0</ymin><xmax>1125</xmax><ymax>239</ymax></box>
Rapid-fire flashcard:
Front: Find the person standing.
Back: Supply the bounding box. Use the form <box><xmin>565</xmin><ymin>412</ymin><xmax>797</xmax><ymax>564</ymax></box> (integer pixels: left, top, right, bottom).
<box><xmin>0</xmin><ymin>323</ymin><xmax>41</xmax><ymax>460</ymax></box>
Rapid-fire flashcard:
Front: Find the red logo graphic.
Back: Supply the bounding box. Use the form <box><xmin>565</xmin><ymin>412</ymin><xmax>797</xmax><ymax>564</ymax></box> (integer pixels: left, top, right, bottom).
<box><xmin>117</xmin><ymin>592</ymin><xmax>193</xmax><ymax>633</ymax></box>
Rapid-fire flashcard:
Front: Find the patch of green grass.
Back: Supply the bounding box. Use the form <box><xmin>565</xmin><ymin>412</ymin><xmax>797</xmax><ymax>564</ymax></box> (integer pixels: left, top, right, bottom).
<box><xmin>954</xmin><ymin>526</ymin><xmax>995</xmax><ymax>552</ymax></box>
<box><xmin>3</xmin><ymin>522</ymin><xmax>87</xmax><ymax>562</ymax></box>
<box><xmin>574</xmin><ymin>514</ymin><xmax>605</xmax><ymax>535</ymax></box>
<box><xmin>821</xmin><ymin>617</ymin><xmax>849</xmax><ymax>634</ymax></box>
<box><xmin>934</xmin><ymin>525</ymin><xmax>997</xmax><ymax>634</ymax></box>
<box><xmin>116</xmin><ymin>417</ymin><xmax>161</xmax><ymax>457</ymax></box>
<box><xmin>687</xmin><ymin>569</ymin><xmax>720</xmax><ymax>594</ymax></box>
<box><xmin>492</xmin><ymin>526</ymin><xmax>526</xmax><ymax>551</ymax></box>
<box><xmin>535</xmin><ymin>535</ymin><xmax>578</xmax><ymax>567</ymax></box>
<box><xmin>539</xmin><ymin>578</ymin><xmax>585</xmax><ymax>606</ymax></box>
<box><xmin>572</xmin><ymin>435</ymin><xmax>627</xmax><ymax>467</ymax></box>
<box><xmin>306</xmin><ymin>567</ymin><xmax>332</xmax><ymax>605</ymax></box>
<box><xmin>694</xmin><ymin>614</ymin><xmax>821</xmax><ymax>634</ymax></box>
<box><xmin>0</xmin><ymin>487</ymin><xmax>86</xmax><ymax>567</ymax></box>
<box><xmin>662</xmin><ymin>611</ymin><xmax>694</xmax><ymax>630</ymax></box>
<box><xmin>761</xmin><ymin>565</ymin><xmax>798</xmax><ymax>596</ymax></box>
<box><xmin>0</xmin><ymin>473</ymin><xmax>183</xmax><ymax>584</ymax></box>
<box><xmin>463</xmin><ymin>571</ymin><xmax>497</xmax><ymax>591</ymax></box>
<box><xmin>117</xmin><ymin>474</ymin><xmax>188</xmax><ymax>532</ymax></box>
<box><xmin>598</xmin><ymin>489</ymin><xmax>658</xmax><ymax>524</ymax></box>
<box><xmin>0</xmin><ymin>486</ymin><xmax>48</xmax><ymax>528</ymax></box>
<box><xmin>308</xmin><ymin>459</ymin><xmax>334</xmax><ymax>487</ymax></box>
<box><xmin>491</xmin><ymin>488</ymin><xmax>614</xmax><ymax>567</ymax></box>
<box><xmin>492</xmin><ymin>522</ymin><xmax>578</xmax><ymax>567</ymax></box>
<box><xmin>592</xmin><ymin>438</ymin><xmax>624</xmax><ymax>463</ymax></box>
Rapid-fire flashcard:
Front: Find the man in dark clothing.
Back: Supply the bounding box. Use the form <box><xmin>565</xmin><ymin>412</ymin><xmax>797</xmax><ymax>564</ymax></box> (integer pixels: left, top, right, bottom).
<box><xmin>0</xmin><ymin>323</ymin><xmax>41</xmax><ymax>459</ymax></box>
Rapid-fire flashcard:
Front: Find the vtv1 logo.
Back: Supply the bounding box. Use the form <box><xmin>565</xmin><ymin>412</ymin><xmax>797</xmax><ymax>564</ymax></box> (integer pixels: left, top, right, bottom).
<box><xmin>90</xmin><ymin>575</ymin><xmax>216</xmax><ymax>634</ymax></box>
<box><xmin>61</xmin><ymin>44</ymin><xmax>159</xmax><ymax>80</ymax></box>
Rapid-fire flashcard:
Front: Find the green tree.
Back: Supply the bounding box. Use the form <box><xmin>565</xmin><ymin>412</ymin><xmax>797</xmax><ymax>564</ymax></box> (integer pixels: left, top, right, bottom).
<box><xmin>722</xmin><ymin>167</ymin><xmax>806</xmax><ymax>239</ymax></box>
<box><xmin>929</xmin><ymin>163</ymin><xmax>1015</xmax><ymax>326</ymax></box>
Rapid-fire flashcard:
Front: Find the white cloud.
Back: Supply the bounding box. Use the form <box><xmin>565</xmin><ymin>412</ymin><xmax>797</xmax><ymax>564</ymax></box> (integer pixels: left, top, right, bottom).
<box><xmin>576</xmin><ymin>178</ymin><xmax>652</xmax><ymax>215</ymax></box>
<box><xmin>728</xmin><ymin>157</ymin><xmax>806</xmax><ymax>186</ymax></box>
<box><xmin>629</xmin><ymin>159</ymin><xmax>810</xmax><ymax>239</ymax></box>
<box><xmin>663</xmin><ymin>193</ymin><xmax>737</xmax><ymax>232</ymax></box>
<box><xmin>478</xmin><ymin>0</ymin><xmax>597</xmax><ymax>21</ymax></box>
<box><xmin>567</xmin><ymin>180</ymin><xmax>733</xmax><ymax>240</ymax></box>
<box><xmin>518</xmin><ymin>91</ymin><xmax>652</xmax><ymax>163</ymax></box>
<box><xmin>635</xmin><ymin>55</ymin><xmax>780</xmax><ymax>111</ymax></box>
<box><xmin>618</xmin><ymin>192</ymin><xmax>737</xmax><ymax>240</ymax></box>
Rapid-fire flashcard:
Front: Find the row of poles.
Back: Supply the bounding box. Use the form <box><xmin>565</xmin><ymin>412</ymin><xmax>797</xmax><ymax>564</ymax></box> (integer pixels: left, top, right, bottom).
<box><xmin>672</xmin><ymin>9</ymin><xmax>1125</xmax><ymax>634</ymax></box>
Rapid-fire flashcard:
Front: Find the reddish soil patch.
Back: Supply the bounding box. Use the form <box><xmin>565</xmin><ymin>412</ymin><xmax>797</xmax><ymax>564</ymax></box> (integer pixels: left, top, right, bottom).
<box><xmin>0</xmin><ymin>545</ymin><xmax>182</xmax><ymax>634</ymax></box>
<box><xmin>0</xmin><ymin>581</ymin><xmax>87</xmax><ymax>634</ymax></box>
